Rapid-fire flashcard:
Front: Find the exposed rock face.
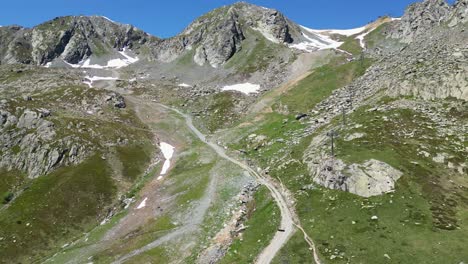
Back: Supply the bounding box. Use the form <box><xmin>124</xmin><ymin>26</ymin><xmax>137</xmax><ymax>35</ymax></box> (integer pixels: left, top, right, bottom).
<box><xmin>389</xmin><ymin>0</ymin><xmax>451</xmax><ymax>43</ymax></box>
<box><xmin>306</xmin><ymin>145</ymin><xmax>403</xmax><ymax>197</ymax></box>
<box><xmin>0</xmin><ymin>16</ymin><xmax>158</xmax><ymax>65</ymax></box>
<box><xmin>303</xmin><ymin>134</ymin><xmax>403</xmax><ymax>197</ymax></box>
<box><xmin>154</xmin><ymin>2</ymin><xmax>300</xmax><ymax>67</ymax></box>
<box><xmin>0</xmin><ymin>3</ymin><xmax>301</xmax><ymax>68</ymax></box>
<box><xmin>448</xmin><ymin>0</ymin><xmax>468</xmax><ymax>26</ymax></box>
<box><xmin>0</xmin><ymin>108</ymin><xmax>88</xmax><ymax>178</ymax></box>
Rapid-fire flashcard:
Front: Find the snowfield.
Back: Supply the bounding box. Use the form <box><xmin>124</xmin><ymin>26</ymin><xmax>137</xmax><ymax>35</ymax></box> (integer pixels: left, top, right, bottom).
<box><xmin>222</xmin><ymin>83</ymin><xmax>261</xmax><ymax>95</ymax></box>
<box><xmin>159</xmin><ymin>142</ymin><xmax>175</xmax><ymax>175</ymax></box>
<box><xmin>178</xmin><ymin>83</ymin><xmax>192</xmax><ymax>88</ymax></box>
<box><xmin>312</xmin><ymin>26</ymin><xmax>366</xmax><ymax>36</ymax></box>
<box><xmin>66</xmin><ymin>47</ymin><xmax>139</xmax><ymax>69</ymax></box>
<box><xmin>290</xmin><ymin>25</ymin><xmax>371</xmax><ymax>53</ymax></box>
<box><xmin>290</xmin><ymin>26</ymin><xmax>343</xmax><ymax>52</ymax></box>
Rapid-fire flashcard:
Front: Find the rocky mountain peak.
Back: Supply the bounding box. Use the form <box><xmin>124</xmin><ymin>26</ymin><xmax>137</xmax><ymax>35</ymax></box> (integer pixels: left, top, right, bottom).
<box><xmin>0</xmin><ymin>15</ymin><xmax>157</xmax><ymax>65</ymax></box>
<box><xmin>155</xmin><ymin>2</ymin><xmax>298</xmax><ymax>67</ymax></box>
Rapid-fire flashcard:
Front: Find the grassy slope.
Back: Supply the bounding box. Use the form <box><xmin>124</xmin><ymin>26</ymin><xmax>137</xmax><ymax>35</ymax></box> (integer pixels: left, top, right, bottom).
<box><xmin>225</xmin><ymin>54</ymin><xmax>468</xmax><ymax>263</ymax></box>
<box><xmin>0</xmin><ymin>169</ymin><xmax>25</xmax><ymax>205</ymax></box>
<box><xmin>0</xmin><ymin>85</ymin><xmax>154</xmax><ymax>262</ymax></box>
<box><xmin>116</xmin><ymin>144</ymin><xmax>153</xmax><ymax>180</ymax></box>
<box><xmin>225</xmin><ymin>29</ymin><xmax>290</xmax><ymax>74</ymax></box>
<box><xmin>192</xmin><ymin>91</ymin><xmax>240</xmax><ymax>133</ymax></box>
<box><xmin>338</xmin><ymin>37</ymin><xmax>363</xmax><ymax>56</ymax></box>
<box><xmin>275</xmin><ymin>58</ymin><xmax>372</xmax><ymax>114</ymax></box>
<box><xmin>266</xmin><ymin>105</ymin><xmax>467</xmax><ymax>263</ymax></box>
<box><xmin>0</xmin><ymin>154</ymin><xmax>115</xmax><ymax>263</ymax></box>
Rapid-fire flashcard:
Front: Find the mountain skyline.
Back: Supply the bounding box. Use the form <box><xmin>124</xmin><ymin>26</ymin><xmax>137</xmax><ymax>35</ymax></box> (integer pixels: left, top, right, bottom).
<box><xmin>0</xmin><ymin>0</ymin><xmax>457</xmax><ymax>38</ymax></box>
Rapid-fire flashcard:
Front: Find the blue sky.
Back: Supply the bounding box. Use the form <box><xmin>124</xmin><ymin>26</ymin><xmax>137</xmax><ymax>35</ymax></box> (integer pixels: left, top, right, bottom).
<box><xmin>0</xmin><ymin>0</ymin><xmax>456</xmax><ymax>38</ymax></box>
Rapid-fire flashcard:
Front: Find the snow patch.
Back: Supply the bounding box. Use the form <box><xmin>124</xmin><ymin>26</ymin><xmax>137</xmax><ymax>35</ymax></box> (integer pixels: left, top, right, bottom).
<box><xmin>311</xmin><ymin>26</ymin><xmax>366</xmax><ymax>36</ymax></box>
<box><xmin>178</xmin><ymin>83</ymin><xmax>192</xmax><ymax>88</ymax></box>
<box><xmin>85</xmin><ymin>76</ymin><xmax>118</xmax><ymax>82</ymax></box>
<box><xmin>43</xmin><ymin>62</ymin><xmax>52</xmax><ymax>68</ymax></box>
<box><xmin>83</xmin><ymin>75</ymin><xmax>118</xmax><ymax>88</ymax></box>
<box><xmin>64</xmin><ymin>47</ymin><xmax>139</xmax><ymax>69</ymax></box>
<box><xmin>101</xmin><ymin>16</ymin><xmax>116</xmax><ymax>23</ymax></box>
<box><xmin>222</xmin><ymin>83</ymin><xmax>261</xmax><ymax>95</ymax></box>
<box><xmin>355</xmin><ymin>27</ymin><xmax>378</xmax><ymax>49</ymax></box>
<box><xmin>289</xmin><ymin>26</ymin><xmax>343</xmax><ymax>52</ymax></box>
<box><xmin>136</xmin><ymin>197</ymin><xmax>148</xmax><ymax>209</ymax></box>
<box><xmin>159</xmin><ymin>142</ymin><xmax>175</xmax><ymax>175</ymax></box>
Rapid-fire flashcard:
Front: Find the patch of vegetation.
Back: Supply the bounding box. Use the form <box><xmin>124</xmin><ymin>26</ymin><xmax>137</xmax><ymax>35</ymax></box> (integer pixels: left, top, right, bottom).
<box><xmin>275</xmin><ymin>58</ymin><xmax>372</xmax><ymax>113</ymax></box>
<box><xmin>225</xmin><ymin>29</ymin><xmax>289</xmax><ymax>74</ymax></box>
<box><xmin>0</xmin><ymin>68</ymin><xmax>31</xmax><ymax>83</ymax></box>
<box><xmin>339</xmin><ymin>37</ymin><xmax>362</xmax><ymax>55</ymax></box>
<box><xmin>93</xmin><ymin>214</ymin><xmax>177</xmax><ymax>263</ymax></box>
<box><xmin>364</xmin><ymin>23</ymin><xmax>390</xmax><ymax>50</ymax></box>
<box><xmin>272</xmin><ymin>231</ymin><xmax>314</xmax><ymax>264</ymax></box>
<box><xmin>0</xmin><ymin>154</ymin><xmax>116</xmax><ymax>263</ymax></box>
<box><xmin>220</xmin><ymin>186</ymin><xmax>280</xmax><ymax>264</ymax></box>
<box><xmin>11</xmin><ymin>145</ymin><xmax>21</xmax><ymax>154</ymax></box>
<box><xmin>169</xmin><ymin>150</ymin><xmax>215</xmax><ymax>205</ymax></box>
<box><xmin>176</xmin><ymin>48</ymin><xmax>196</xmax><ymax>66</ymax></box>
<box><xmin>116</xmin><ymin>143</ymin><xmax>152</xmax><ymax>180</ymax></box>
<box><xmin>193</xmin><ymin>91</ymin><xmax>240</xmax><ymax>132</ymax></box>
<box><xmin>2</xmin><ymin>192</ymin><xmax>14</xmax><ymax>204</ymax></box>
<box><xmin>125</xmin><ymin>246</ymin><xmax>170</xmax><ymax>264</ymax></box>
<box><xmin>90</xmin><ymin>37</ymin><xmax>111</xmax><ymax>56</ymax></box>
<box><xmin>0</xmin><ymin>169</ymin><xmax>25</xmax><ymax>201</ymax></box>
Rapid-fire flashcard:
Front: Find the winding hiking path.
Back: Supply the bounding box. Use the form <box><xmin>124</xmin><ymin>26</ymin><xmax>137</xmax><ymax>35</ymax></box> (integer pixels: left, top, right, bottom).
<box><xmin>156</xmin><ymin>104</ymin><xmax>321</xmax><ymax>264</ymax></box>
<box><xmin>81</xmin><ymin>72</ymin><xmax>320</xmax><ymax>263</ymax></box>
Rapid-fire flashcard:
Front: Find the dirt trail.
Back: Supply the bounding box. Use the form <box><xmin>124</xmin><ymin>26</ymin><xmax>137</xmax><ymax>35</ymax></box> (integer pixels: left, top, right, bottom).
<box><xmin>156</xmin><ymin>104</ymin><xmax>321</xmax><ymax>264</ymax></box>
<box><xmin>45</xmin><ymin>70</ymin><xmax>320</xmax><ymax>264</ymax></box>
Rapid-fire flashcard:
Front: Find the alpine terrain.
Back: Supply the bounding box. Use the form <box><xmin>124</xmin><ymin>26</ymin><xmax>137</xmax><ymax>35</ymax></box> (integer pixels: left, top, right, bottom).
<box><xmin>0</xmin><ymin>0</ymin><xmax>467</xmax><ymax>263</ymax></box>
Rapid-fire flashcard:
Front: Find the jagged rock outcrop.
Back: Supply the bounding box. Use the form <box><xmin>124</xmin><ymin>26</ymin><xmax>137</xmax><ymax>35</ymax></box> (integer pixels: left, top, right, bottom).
<box><xmin>389</xmin><ymin>0</ymin><xmax>451</xmax><ymax>43</ymax></box>
<box><xmin>448</xmin><ymin>0</ymin><xmax>468</xmax><ymax>26</ymax></box>
<box><xmin>0</xmin><ymin>108</ymin><xmax>88</xmax><ymax>178</ymax></box>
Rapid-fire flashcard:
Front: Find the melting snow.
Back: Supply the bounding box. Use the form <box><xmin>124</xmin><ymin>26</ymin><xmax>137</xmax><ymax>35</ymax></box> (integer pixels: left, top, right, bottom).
<box><xmin>178</xmin><ymin>83</ymin><xmax>192</xmax><ymax>88</ymax></box>
<box><xmin>101</xmin><ymin>16</ymin><xmax>116</xmax><ymax>23</ymax></box>
<box><xmin>83</xmin><ymin>75</ymin><xmax>118</xmax><ymax>87</ymax></box>
<box><xmin>43</xmin><ymin>62</ymin><xmax>52</xmax><ymax>68</ymax></box>
<box><xmin>136</xmin><ymin>197</ymin><xmax>148</xmax><ymax>209</ymax></box>
<box><xmin>65</xmin><ymin>48</ymin><xmax>139</xmax><ymax>69</ymax></box>
<box><xmin>85</xmin><ymin>76</ymin><xmax>118</xmax><ymax>82</ymax></box>
<box><xmin>312</xmin><ymin>26</ymin><xmax>367</xmax><ymax>37</ymax></box>
<box><xmin>222</xmin><ymin>83</ymin><xmax>261</xmax><ymax>95</ymax></box>
<box><xmin>355</xmin><ymin>27</ymin><xmax>378</xmax><ymax>49</ymax></box>
<box><xmin>160</xmin><ymin>142</ymin><xmax>175</xmax><ymax>175</ymax></box>
<box><xmin>290</xmin><ymin>26</ymin><xmax>343</xmax><ymax>52</ymax></box>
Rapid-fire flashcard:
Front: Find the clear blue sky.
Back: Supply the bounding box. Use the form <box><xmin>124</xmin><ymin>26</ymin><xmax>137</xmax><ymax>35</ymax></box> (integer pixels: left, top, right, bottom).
<box><xmin>0</xmin><ymin>0</ymin><xmax>456</xmax><ymax>38</ymax></box>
